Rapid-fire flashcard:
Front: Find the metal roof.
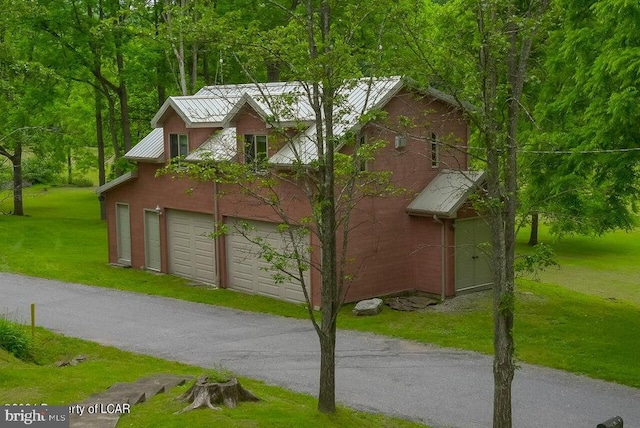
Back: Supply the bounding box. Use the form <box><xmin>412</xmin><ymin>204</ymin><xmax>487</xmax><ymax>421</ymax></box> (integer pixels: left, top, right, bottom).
<box><xmin>269</xmin><ymin>76</ymin><xmax>403</xmax><ymax>165</ymax></box>
<box><xmin>406</xmin><ymin>170</ymin><xmax>485</xmax><ymax>218</ymax></box>
<box><xmin>151</xmin><ymin>97</ymin><xmax>241</xmax><ymax>128</ymax></box>
<box><xmin>222</xmin><ymin>92</ymin><xmax>316</xmax><ymax>128</ymax></box>
<box><xmin>185</xmin><ymin>127</ymin><xmax>237</xmax><ymax>162</ymax></box>
<box><xmin>95</xmin><ymin>170</ymin><xmax>138</xmax><ymax>195</ymax></box>
<box><xmin>124</xmin><ymin>128</ymin><xmax>165</xmax><ymax>162</ymax></box>
<box><xmin>142</xmin><ymin>76</ymin><xmax>451</xmax><ymax>167</ymax></box>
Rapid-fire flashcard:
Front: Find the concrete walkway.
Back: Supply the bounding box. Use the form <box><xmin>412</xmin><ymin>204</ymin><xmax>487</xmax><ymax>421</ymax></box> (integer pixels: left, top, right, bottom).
<box><xmin>1</xmin><ymin>273</ymin><xmax>638</xmax><ymax>427</ymax></box>
<box><xmin>69</xmin><ymin>374</ymin><xmax>191</xmax><ymax>428</ymax></box>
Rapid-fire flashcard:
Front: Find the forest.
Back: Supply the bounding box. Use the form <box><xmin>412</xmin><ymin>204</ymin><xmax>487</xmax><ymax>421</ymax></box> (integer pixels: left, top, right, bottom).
<box><xmin>0</xmin><ymin>0</ymin><xmax>638</xmax><ymax>235</ymax></box>
<box><xmin>1</xmin><ymin>1</ymin><xmax>638</xmax><ymax>426</ymax></box>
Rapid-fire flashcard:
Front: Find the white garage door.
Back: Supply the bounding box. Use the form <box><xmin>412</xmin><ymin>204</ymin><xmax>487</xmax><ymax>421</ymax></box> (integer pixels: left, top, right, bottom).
<box><xmin>167</xmin><ymin>210</ymin><xmax>216</xmax><ymax>284</ymax></box>
<box><xmin>226</xmin><ymin>218</ymin><xmax>310</xmax><ymax>303</ymax></box>
<box><xmin>454</xmin><ymin>218</ymin><xmax>493</xmax><ymax>291</ymax></box>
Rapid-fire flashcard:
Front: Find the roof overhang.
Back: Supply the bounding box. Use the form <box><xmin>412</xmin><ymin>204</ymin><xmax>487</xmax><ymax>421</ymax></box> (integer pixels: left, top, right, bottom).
<box><xmin>406</xmin><ymin>170</ymin><xmax>485</xmax><ymax>218</ymax></box>
<box><xmin>151</xmin><ymin>97</ymin><xmax>226</xmax><ymax>128</ymax></box>
<box><xmin>95</xmin><ymin>170</ymin><xmax>138</xmax><ymax>195</ymax></box>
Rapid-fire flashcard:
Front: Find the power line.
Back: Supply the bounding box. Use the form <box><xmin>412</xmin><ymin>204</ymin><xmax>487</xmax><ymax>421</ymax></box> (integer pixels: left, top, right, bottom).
<box><xmin>463</xmin><ymin>145</ymin><xmax>640</xmax><ymax>154</ymax></box>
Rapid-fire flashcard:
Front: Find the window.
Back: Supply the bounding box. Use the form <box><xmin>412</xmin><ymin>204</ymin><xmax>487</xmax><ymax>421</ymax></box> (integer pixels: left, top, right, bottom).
<box><xmin>244</xmin><ymin>134</ymin><xmax>268</xmax><ymax>167</ymax></box>
<box><xmin>169</xmin><ymin>134</ymin><xmax>189</xmax><ymax>159</ymax></box>
<box><xmin>431</xmin><ymin>133</ymin><xmax>439</xmax><ymax>168</ymax></box>
<box><xmin>358</xmin><ymin>133</ymin><xmax>368</xmax><ymax>172</ymax></box>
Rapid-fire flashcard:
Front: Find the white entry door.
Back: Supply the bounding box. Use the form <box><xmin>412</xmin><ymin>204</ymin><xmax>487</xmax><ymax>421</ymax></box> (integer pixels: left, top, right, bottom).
<box><xmin>145</xmin><ymin>210</ymin><xmax>161</xmax><ymax>271</ymax></box>
<box><xmin>116</xmin><ymin>203</ymin><xmax>131</xmax><ymax>266</ymax></box>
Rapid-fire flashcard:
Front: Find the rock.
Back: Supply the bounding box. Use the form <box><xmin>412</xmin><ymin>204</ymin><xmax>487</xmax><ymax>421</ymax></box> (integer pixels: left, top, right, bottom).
<box><xmin>352</xmin><ymin>298</ymin><xmax>383</xmax><ymax>316</ymax></box>
<box><xmin>384</xmin><ymin>296</ymin><xmax>438</xmax><ymax>311</ymax></box>
<box><xmin>55</xmin><ymin>355</ymin><xmax>88</xmax><ymax>367</ymax></box>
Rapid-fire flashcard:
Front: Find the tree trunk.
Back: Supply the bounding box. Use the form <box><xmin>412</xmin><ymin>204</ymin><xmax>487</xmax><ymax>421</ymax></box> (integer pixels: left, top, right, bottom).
<box><xmin>176</xmin><ymin>376</ymin><xmax>259</xmax><ymax>413</ymax></box>
<box><xmin>266</xmin><ymin>60</ymin><xmax>281</xmax><ymax>82</ymax></box>
<box><xmin>11</xmin><ymin>142</ymin><xmax>23</xmax><ymax>216</ymax></box>
<box><xmin>67</xmin><ymin>149</ymin><xmax>72</xmax><ymax>184</ymax></box>
<box><xmin>528</xmin><ymin>213</ymin><xmax>538</xmax><ymax>246</ymax></box>
<box><xmin>116</xmin><ymin>53</ymin><xmax>132</xmax><ymax>153</ymax></box>
<box><xmin>94</xmin><ymin>82</ymin><xmax>107</xmax><ymax>220</ymax></box>
<box><xmin>317</xmin><ymin>325</ymin><xmax>336</xmax><ymax>413</ymax></box>
<box><xmin>190</xmin><ymin>41</ymin><xmax>198</xmax><ymax>94</ymax></box>
<box><xmin>106</xmin><ymin>93</ymin><xmax>122</xmax><ymax>175</ymax></box>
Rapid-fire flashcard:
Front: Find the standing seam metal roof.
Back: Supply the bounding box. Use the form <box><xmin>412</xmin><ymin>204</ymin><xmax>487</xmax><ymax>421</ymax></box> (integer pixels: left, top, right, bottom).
<box><xmin>406</xmin><ymin>170</ymin><xmax>486</xmax><ymax>218</ymax></box>
<box><xmin>132</xmin><ymin>76</ymin><xmax>411</xmax><ymax>165</ymax></box>
<box><xmin>124</xmin><ymin>128</ymin><xmax>165</xmax><ymax>162</ymax></box>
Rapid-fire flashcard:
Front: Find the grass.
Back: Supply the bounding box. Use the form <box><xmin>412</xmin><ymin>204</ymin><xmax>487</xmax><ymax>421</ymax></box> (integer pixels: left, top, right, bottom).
<box><xmin>0</xmin><ymin>324</ymin><xmax>422</xmax><ymax>427</ymax></box>
<box><xmin>1</xmin><ymin>186</ymin><xmax>639</xmax><ymax>390</ymax></box>
<box><xmin>516</xmin><ymin>226</ymin><xmax>640</xmax><ymax>305</ymax></box>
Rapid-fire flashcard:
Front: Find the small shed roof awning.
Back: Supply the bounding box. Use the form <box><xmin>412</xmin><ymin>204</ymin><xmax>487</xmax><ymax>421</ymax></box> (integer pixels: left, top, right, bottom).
<box><xmin>406</xmin><ymin>170</ymin><xmax>485</xmax><ymax>218</ymax></box>
<box><xmin>95</xmin><ymin>170</ymin><xmax>138</xmax><ymax>195</ymax></box>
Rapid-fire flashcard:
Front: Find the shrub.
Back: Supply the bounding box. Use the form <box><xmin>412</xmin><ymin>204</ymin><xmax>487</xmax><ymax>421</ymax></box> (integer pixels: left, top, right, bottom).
<box><xmin>22</xmin><ymin>157</ymin><xmax>62</xmax><ymax>185</ymax></box>
<box><xmin>71</xmin><ymin>177</ymin><xmax>94</xmax><ymax>187</ymax></box>
<box><xmin>0</xmin><ymin>317</ymin><xmax>32</xmax><ymax>360</ymax></box>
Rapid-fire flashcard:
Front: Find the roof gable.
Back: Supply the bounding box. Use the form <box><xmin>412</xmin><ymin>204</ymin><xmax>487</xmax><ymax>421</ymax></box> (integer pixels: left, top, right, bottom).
<box><xmin>151</xmin><ymin>97</ymin><xmax>240</xmax><ymax>128</ymax></box>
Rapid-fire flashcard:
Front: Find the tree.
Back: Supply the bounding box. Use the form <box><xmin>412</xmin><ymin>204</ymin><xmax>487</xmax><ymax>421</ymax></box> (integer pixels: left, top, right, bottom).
<box><xmin>165</xmin><ymin>0</ymin><xmax>400</xmax><ymax>414</ymax></box>
<box><xmin>0</xmin><ymin>0</ymin><xmax>60</xmax><ymax>215</ymax></box>
<box><xmin>35</xmin><ymin>0</ymin><xmax>154</xmax><ymax>177</ymax></box>
<box><xmin>520</xmin><ymin>0</ymin><xmax>640</xmax><ymax>243</ymax></box>
<box><xmin>395</xmin><ymin>0</ymin><xmax>549</xmax><ymax>425</ymax></box>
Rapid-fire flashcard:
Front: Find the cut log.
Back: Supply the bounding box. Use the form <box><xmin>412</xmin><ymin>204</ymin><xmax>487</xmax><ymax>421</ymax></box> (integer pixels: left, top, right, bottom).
<box><xmin>175</xmin><ymin>376</ymin><xmax>259</xmax><ymax>414</ymax></box>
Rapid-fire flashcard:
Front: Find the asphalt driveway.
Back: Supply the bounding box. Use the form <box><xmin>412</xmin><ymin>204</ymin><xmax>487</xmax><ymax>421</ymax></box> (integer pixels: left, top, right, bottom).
<box><xmin>1</xmin><ymin>272</ymin><xmax>638</xmax><ymax>427</ymax></box>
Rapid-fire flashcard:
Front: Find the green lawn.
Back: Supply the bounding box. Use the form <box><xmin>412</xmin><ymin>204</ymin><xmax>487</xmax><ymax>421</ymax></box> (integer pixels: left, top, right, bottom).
<box><xmin>516</xmin><ymin>226</ymin><xmax>640</xmax><ymax>305</ymax></box>
<box><xmin>1</xmin><ymin>186</ymin><xmax>639</xmax><ymax>390</ymax></box>
<box><xmin>0</xmin><ymin>325</ymin><xmax>422</xmax><ymax>427</ymax></box>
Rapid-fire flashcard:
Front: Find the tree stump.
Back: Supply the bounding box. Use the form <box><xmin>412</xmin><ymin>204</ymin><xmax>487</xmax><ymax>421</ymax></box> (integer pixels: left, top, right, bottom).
<box><xmin>175</xmin><ymin>376</ymin><xmax>259</xmax><ymax>413</ymax></box>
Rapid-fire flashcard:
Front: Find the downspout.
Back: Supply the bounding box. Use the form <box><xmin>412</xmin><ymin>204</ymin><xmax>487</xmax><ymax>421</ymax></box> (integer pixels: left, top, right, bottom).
<box><xmin>213</xmin><ymin>180</ymin><xmax>220</xmax><ymax>286</ymax></box>
<box><xmin>433</xmin><ymin>214</ymin><xmax>446</xmax><ymax>301</ymax></box>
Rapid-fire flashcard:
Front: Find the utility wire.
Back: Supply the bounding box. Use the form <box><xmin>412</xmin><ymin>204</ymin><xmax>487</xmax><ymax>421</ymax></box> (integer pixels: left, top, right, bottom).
<box><xmin>463</xmin><ymin>146</ymin><xmax>640</xmax><ymax>154</ymax></box>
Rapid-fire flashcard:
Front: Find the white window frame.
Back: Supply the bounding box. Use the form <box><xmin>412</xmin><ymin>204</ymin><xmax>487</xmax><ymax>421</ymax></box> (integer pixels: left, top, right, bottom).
<box><xmin>169</xmin><ymin>133</ymin><xmax>189</xmax><ymax>159</ymax></box>
<box><xmin>244</xmin><ymin>134</ymin><xmax>268</xmax><ymax>167</ymax></box>
<box><xmin>431</xmin><ymin>132</ymin><xmax>440</xmax><ymax>168</ymax></box>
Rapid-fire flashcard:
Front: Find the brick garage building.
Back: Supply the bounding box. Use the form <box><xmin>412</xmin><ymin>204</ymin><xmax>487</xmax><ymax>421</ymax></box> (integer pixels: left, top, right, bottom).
<box><xmin>97</xmin><ymin>77</ymin><xmax>491</xmax><ymax>308</ymax></box>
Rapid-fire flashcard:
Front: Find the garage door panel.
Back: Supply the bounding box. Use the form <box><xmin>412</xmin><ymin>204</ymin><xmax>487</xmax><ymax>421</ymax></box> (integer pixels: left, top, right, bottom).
<box><xmin>259</xmin><ymin>284</ymin><xmax>280</xmax><ymax>299</ymax></box>
<box><xmin>226</xmin><ymin>218</ymin><xmax>310</xmax><ymax>304</ymax></box>
<box><xmin>167</xmin><ymin>210</ymin><xmax>216</xmax><ymax>284</ymax></box>
<box><xmin>285</xmin><ymin>286</ymin><xmax>305</xmax><ymax>302</ymax></box>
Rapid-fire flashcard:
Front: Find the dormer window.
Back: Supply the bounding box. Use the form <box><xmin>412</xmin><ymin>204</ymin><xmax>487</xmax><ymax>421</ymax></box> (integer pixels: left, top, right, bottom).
<box><xmin>169</xmin><ymin>134</ymin><xmax>189</xmax><ymax>158</ymax></box>
<box><xmin>244</xmin><ymin>134</ymin><xmax>268</xmax><ymax>166</ymax></box>
<box><xmin>431</xmin><ymin>133</ymin><xmax>440</xmax><ymax>168</ymax></box>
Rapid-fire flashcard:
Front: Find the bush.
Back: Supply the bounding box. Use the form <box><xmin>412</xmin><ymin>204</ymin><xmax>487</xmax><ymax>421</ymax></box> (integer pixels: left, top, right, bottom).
<box><xmin>0</xmin><ymin>317</ymin><xmax>32</xmax><ymax>360</ymax></box>
<box><xmin>22</xmin><ymin>157</ymin><xmax>62</xmax><ymax>185</ymax></box>
<box><xmin>71</xmin><ymin>177</ymin><xmax>94</xmax><ymax>187</ymax></box>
